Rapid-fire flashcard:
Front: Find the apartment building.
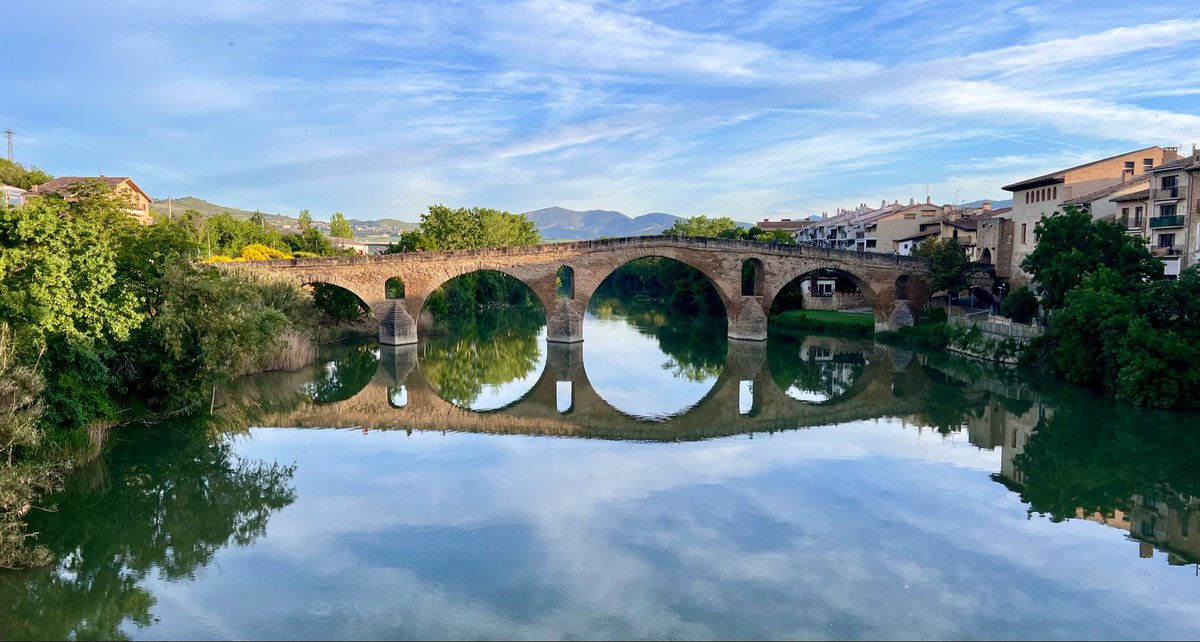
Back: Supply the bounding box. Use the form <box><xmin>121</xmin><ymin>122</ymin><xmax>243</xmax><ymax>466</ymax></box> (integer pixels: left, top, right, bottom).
<box><xmin>1001</xmin><ymin>146</ymin><xmax>1181</xmax><ymax>285</ymax></box>
<box><xmin>1145</xmin><ymin>148</ymin><xmax>1200</xmax><ymax>276</ymax></box>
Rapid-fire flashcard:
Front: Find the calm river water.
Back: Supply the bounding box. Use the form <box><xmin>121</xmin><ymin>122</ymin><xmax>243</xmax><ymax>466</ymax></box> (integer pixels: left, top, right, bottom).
<box><xmin>4</xmin><ymin>294</ymin><xmax>1200</xmax><ymax>640</ymax></box>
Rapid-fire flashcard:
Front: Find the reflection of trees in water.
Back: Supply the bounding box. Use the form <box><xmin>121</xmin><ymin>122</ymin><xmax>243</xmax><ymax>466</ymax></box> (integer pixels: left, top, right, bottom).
<box><xmin>1</xmin><ymin>425</ymin><xmax>296</xmax><ymax>640</ymax></box>
<box><xmin>301</xmin><ymin>342</ymin><xmax>380</xmax><ymax>404</ymax></box>
<box><xmin>420</xmin><ymin>308</ymin><xmax>545</xmax><ymax>407</ymax></box>
<box><xmin>589</xmin><ymin>282</ymin><xmax>726</xmax><ymax>383</ymax></box>
<box><xmin>768</xmin><ymin>337</ymin><xmax>867</xmax><ymax>403</ymax></box>
<box><xmin>1012</xmin><ymin>392</ymin><xmax>1200</xmax><ymax>524</ymax></box>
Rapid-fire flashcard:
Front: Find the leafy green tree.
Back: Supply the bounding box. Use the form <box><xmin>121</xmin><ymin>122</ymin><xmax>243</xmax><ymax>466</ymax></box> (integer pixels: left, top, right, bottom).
<box><xmin>297</xmin><ymin>209</ymin><xmax>312</xmax><ymax>231</ymax></box>
<box><xmin>0</xmin><ymin>189</ymin><xmax>141</xmax><ymax>352</ymax></box>
<box><xmin>416</xmin><ymin>205</ymin><xmax>539</xmax><ymax>250</ymax></box>
<box><xmin>0</xmin><ymin>159</ymin><xmax>52</xmax><ymax>190</ymax></box>
<box><xmin>999</xmin><ymin>286</ymin><xmax>1038</xmax><ymax>323</ymax></box>
<box><xmin>1021</xmin><ymin>206</ymin><xmax>1161</xmax><ymax>310</ymax></box>
<box><xmin>663</xmin><ymin>215</ymin><xmax>740</xmax><ymax>238</ymax></box>
<box><xmin>921</xmin><ymin>238</ymin><xmax>974</xmax><ymax>309</ymax></box>
<box><xmin>329</xmin><ymin>211</ymin><xmax>353</xmax><ymax>239</ymax></box>
<box><xmin>311</xmin><ymin>284</ymin><xmax>369</xmax><ymax>323</ymax></box>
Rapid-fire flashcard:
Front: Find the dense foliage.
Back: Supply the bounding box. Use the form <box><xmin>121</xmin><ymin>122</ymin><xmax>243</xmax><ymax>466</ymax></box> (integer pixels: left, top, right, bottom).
<box><xmin>999</xmin><ymin>285</ymin><xmax>1038</xmax><ymax>323</ymax></box>
<box><xmin>329</xmin><ymin>211</ymin><xmax>353</xmax><ymax>238</ymax></box>
<box><xmin>1021</xmin><ymin>206</ymin><xmax>1161</xmax><ymax>310</ymax></box>
<box><xmin>0</xmin><ymin>187</ymin><xmax>317</xmax><ymax>566</ymax></box>
<box><xmin>0</xmin><ymin>159</ymin><xmax>52</xmax><ymax>190</ymax></box>
<box><xmin>1020</xmin><ymin>207</ymin><xmax>1198</xmax><ymax>409</ymax></box>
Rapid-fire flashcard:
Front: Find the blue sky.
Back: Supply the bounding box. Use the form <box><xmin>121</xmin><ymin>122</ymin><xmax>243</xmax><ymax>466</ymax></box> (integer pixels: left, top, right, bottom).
<box><xmin>3</xmin><ymin>1</ymin><xmax>1199</xmax><ymax>222</ymax></box>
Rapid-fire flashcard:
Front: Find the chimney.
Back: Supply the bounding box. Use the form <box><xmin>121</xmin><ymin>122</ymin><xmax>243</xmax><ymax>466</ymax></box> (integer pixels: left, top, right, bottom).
<box><xmin>1193</xmin><ymin>143</ymin><xmax>1199</xmax><ymax>162</ymax></box>
<box><xmin>909</xmin><ymin>197</ymin><xmax>915</xmax><ymax>206</ymax></box>
<box><xmin>926</xmin><ymin>195</ymin><xmax>931</xmax><ymax>204</ymax></box>
<box><xmin>880</xmin><ymin>199</ymin><xmax>886</xmax><ymax>209</ymax></box>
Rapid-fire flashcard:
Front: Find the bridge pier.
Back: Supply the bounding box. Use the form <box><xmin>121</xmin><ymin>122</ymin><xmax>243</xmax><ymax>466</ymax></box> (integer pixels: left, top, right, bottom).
<box><xmin>874</xmin><ymin>301</ymin><xmax>915</xmax><ymax>333</ymax></box>
<box><xmin>546</xmin><ymin>299</ymin><xmax>585</xmax><ymax>343</ymax></box>
<box><xmin>378</xmin><ymin>300</ymin><xmax>418</xmax><ymax>345</ymax></box>
<box><xmin>728</xmin><ymin>297</ymin><xmax>769</xmax><ymax>341</ymax></box>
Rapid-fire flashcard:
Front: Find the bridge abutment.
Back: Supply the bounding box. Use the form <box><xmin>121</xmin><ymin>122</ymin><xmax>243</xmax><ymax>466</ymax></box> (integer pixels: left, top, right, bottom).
<box><xmin>874</xmin><ymin>301</ymin><xmax>915</xmax><ymax>333</ymax></box>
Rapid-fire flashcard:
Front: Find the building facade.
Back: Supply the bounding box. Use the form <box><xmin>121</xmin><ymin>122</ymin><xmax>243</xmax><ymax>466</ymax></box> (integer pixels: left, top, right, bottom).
<box><xmin>1001</xmin><ymin>146</ymin><xmax>1181</xmax><ymax>285</ymax></box>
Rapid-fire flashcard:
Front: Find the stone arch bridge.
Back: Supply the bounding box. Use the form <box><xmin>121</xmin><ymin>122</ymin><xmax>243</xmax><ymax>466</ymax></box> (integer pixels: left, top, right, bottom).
<box><xmin>224</xmin><ymin>235</ymin><xmax>933</xmax><ymax>344</ymax></box>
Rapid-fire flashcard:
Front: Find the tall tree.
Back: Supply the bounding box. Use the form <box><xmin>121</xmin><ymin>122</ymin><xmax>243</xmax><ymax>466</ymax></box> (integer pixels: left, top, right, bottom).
<box><xmin>417</xmin><ymin>205</ymin><xmax>539</xmax><ymax>250</ymax></box>
<box><xmin>922</xmin><ymin>238</ymin><xmax>974</xmax><ymax>310</ymax></box>
<box><xmin>663</xmin><ymin>215</ymin><xmax>740</xmax><ymax>238</ymax></box>
<box><xmin>1021</xmin><ymin>205</ymin><xmax>1161</xmax><ymax>310</ymax></box>
<box><xmin>297</xmin><ymin>209</ymin><xmax>312</xmax><ymax>231</ymax></box>
<box><xmin>329</xmin><ymin>212</ymin><xmax>353</xmax><ymax>239</ymax></box>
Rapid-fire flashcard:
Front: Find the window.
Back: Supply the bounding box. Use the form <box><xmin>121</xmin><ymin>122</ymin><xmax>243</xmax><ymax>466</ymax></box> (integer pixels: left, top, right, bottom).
<box><xmin>904</xmin><ymin>211</ymin><xmax>916</xmax><ymax>219</ymax></box>
<box><xmin>1144</xmin><ymin>158</ymin><xmax>1154</xmax><ymax>171</ymax></box>
<box><xmin>1183</xmin><ymin>516</ymin><xmax>1191</xmax><ymax>538</ymax></box>
<box><xmin>1161</xmin><ymin>204</ymin><xmax>1177</xmax><ymax>218</ymax></box>
<box><xmin>1159</xmin><ymin>234</ymin><xmax>1175</xmax><ymax>248</ymax></box>
<box><xmin>1021</xmin><ymin>223</ymin><xmax>1027</xmax><ymax>244</ymax></box>
<box><xmin>741</xmin><ymin>259</ymin><xmax>764</xmax><ymax>296</ymax></box>
<box><xmin>1052</xmin><ymin>186</ymin><xmax>1057</xmax><ymax>200</ymax></box>
<box><xmin>1141</xmin><ymin>519</ymin><xmax>1156</xmax><ymax>537</ymax></box>
<box><xmin>1125</xmin><ymin>161</ymin><xmax>1135</xmax><ymax>172</ymax></box>
<box><xmin>1122</xmin><ymin>207</ymin><xmax>1129</xmax><ymax>217</ymax></box>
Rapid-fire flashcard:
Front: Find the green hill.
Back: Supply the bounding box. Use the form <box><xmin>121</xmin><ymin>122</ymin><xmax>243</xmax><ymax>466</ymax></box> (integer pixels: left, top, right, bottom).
<box><xmin>149</xmin><ymin>196</ymin><xmax>419</xmax><ymax>240</ymax></box>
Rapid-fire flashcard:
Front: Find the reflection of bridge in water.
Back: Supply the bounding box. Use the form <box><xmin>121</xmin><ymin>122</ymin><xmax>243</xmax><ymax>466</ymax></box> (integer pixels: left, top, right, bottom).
<box><xmin>260</xmin><ymin>338</ymin><xmax>949</xmax><ymax>441</ymax></box>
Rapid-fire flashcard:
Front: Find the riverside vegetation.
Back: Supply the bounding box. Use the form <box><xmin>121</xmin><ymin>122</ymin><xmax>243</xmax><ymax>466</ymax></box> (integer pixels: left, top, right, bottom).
<box><xmin>0</xmin><ymin>178</ymin><xmax>543</xmax><ymax>567</ymax></box>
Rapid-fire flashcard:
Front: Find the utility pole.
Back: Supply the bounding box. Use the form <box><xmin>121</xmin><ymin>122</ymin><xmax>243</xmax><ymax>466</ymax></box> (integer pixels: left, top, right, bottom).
<box><xmin>168</xmin><ymin>197</ymin><xmax>173</xmax><ymax>220</ymax></box>
<box><xmin>4</xmin><ymin>129</ymin><xmax>12</xmax><ymax>162</ymax></box>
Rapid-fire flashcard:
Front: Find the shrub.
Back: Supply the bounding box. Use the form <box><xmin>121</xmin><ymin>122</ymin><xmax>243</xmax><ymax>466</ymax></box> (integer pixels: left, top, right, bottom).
<box><xmin>1000</xmin><ymin>286</ymin><xmax>1038</xmax><ymax>324</ymax></box>
<box><xmin>238</xmin><ymin>244</ymin><xmax>292</xmax><ymax>261</ymax></box>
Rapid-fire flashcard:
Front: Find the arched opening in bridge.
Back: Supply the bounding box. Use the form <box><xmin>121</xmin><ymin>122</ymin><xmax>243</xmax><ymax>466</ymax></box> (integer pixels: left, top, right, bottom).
<box><xmin>387</xmin><ymin>386</ymin><xmax>408</xmax><ymax>408</ymax></box>
<box><xmin>556</xmin><ymin>265</ymin><xmax>574</xmax><ymax>300</ymax></box>
<box><xmin>385</xmin><ymin>276</ymin><xmax>405</xmax><ymax>299</ymax></box>
<box><xmin>768</xmin><ymin>269</ymin><xmax>872</xmax><ymax>331</ymax></box>
<box><xmin>966</xmin><ymin>286</ymin><xmax>996</xmax><ymax>310</ymax></box>
<box><xmin>980</xmin><ymin>248</ymin><xmax>993</xmax><ymax>265</ymax></box>
<box><xmin>895</xmin><ymin>275</ymin><xmax>911</xmax><ymax>300</ymax></box>
<box><xmin>303</xmin><ymin>281</ymin><xmax>377</xmax><ymax>340</ymax></box>
<box><xmin>419</xmin><ymin>269</ymin><xmax>547</xmax><ymax>334</ymax></box>
<box><xmin>585</xmin><ymin>256</ymin><xmax>727</xmax><ymax>419</ymax></box>
<box><xmin>301</xmin><ymin>343</ymin><xmax>380</xmax><ymax>404</ymax></box>
<box><xmin>768</xmin><ymin>336</ymin><xmax>869</xmax><ymax>404</ymax></box>
<box><xmin>556</xmin><ymin>381</ymin><xmax>573</xmax><ymax>413</ymax></box>
<box><xmin>741</xmin><ymin>258</ymin><xmax>764</xmax><ymax>296</ymax></box>
<box><xmin>416</xmin><ymin>272</ymin><xmax>548</xmax><ymax>412</ymax></box>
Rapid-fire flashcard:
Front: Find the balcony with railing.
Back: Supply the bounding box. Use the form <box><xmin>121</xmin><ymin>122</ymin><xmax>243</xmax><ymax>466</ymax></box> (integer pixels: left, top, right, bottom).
<box><xmin>1149</xmin><ymin>214</ymin><xmax>1185</xmax><ymax>228</ymax></box>
<box><xmin>1120</xmin><ymin>213</ymin><xmax>1144</xmax><ymax>230</ymax></box>
<box><xmin>1152</xmin><ymin>245</ymin><xmax>1184</xmax><ymax>257</ymax></box>
<box><xmin>1154</xmin><ymin>184</ymin><xmax>1184</xmax><ymax>200</ymax></box>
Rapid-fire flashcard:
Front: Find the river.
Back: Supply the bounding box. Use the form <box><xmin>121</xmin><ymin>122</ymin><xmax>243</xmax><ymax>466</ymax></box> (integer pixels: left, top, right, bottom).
<box><xmin>3</xmin><ymin>293</ymin><xmax>1200</xmax><ymax>640</ymax></box>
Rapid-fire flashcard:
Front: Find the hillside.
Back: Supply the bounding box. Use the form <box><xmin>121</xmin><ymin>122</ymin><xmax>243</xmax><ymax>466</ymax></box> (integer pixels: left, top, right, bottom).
<box><xmin>524</xmin><ymin>207</ymin><xmax>752</xmax><ymax>241</ymax></box>
<box><xmin>149</xmin><ymin>196</ymin><xmax>418</xmax><ymax>241</ymax></box>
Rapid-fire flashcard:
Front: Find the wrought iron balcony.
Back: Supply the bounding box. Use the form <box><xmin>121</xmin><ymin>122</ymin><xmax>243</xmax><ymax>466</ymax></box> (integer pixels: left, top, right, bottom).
<box><xmin>1149</xmin><ymin>215</ymin><xmax>1185</xmax><ymax>228</ymax></box>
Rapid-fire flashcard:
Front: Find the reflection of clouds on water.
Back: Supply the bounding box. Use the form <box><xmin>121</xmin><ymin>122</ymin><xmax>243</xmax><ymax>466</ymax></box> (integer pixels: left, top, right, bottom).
<box><xmin>583</xmin><ymin>313</ymin><xmax>717</xmax><ymax>419</ymax></box>
<box><xmin>136</xmin><ymin>425</ymin><xmax>1200</xmax><ymax>640</ymax></box>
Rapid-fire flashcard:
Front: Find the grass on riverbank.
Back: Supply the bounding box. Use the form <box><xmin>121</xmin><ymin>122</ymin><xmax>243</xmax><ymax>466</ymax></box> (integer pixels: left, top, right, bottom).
<box><xmin>770</xmin><ymin>307</ymin><xmax>952</xmax><ymax>347</ymax></box>
<box><xmin>770</xmin><ymin>309</ymin><xmax>875</xmax><ymax>337</ymax></box>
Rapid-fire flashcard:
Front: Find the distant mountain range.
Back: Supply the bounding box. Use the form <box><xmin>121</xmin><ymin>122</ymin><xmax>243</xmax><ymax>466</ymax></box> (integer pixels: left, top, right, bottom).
<box><xmin>523</xmin><ymin>207</ymin><xmax>752</xmax><ymax>241</ymax></box>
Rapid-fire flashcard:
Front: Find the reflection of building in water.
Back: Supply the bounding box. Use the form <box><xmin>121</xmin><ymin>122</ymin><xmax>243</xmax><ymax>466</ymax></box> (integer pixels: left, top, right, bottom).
<box><xmin>786</xmin><ymin>337</ymin><xmax>868</xmax><ymax>403</ymax></box>
<box><xmin>1129</xmin><ymin>493</ymin><xmax>1200</xmax><ymax>566</ymax></box>
<box><xmin>971</xmin><ymin>396</ymin><xmax>1200</xmax><ymax>569</ymax></box>
<box><xmin>967</xmin><ymin>397</ymin><xmax>1045</xmax><ymax>485</ymax></box>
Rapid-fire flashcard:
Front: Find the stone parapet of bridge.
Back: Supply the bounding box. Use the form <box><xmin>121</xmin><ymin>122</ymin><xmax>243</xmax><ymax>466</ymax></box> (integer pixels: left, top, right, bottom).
<box><xmin>220</xmin><ymin>235</ymin><xmax>933</xmax><ymax>345</ymax></box>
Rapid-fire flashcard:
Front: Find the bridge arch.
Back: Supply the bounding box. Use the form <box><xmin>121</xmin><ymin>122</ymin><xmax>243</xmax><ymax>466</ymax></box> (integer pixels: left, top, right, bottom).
<box><xmin>767</xmin><ymin>266</ymin><xmax>877</xmax><ymax>316</ymax></box>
